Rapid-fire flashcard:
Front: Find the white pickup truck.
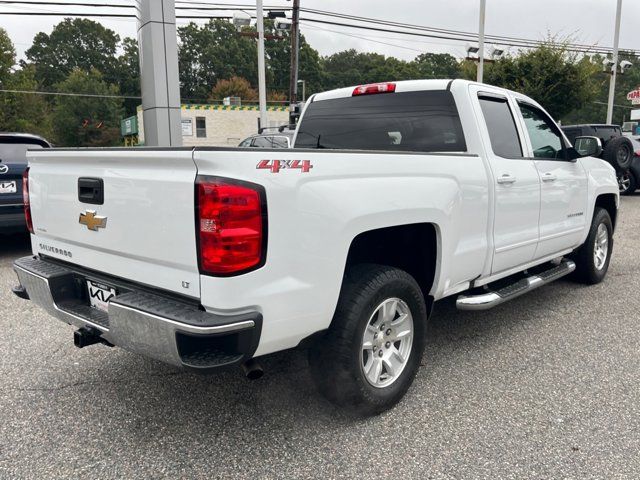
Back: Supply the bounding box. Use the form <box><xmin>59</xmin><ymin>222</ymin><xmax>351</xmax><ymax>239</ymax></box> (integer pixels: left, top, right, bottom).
<box><xmin>13</xmin><ymin>79</ymin><xmax>618</xmax><ymax>414</ymax></box>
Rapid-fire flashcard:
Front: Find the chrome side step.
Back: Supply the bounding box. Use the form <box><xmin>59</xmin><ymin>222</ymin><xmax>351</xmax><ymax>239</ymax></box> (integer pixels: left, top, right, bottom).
<box><xmin>456</xmin><ymin>259</ymin><xmax>576</xmax><ymax>311</ymax></box>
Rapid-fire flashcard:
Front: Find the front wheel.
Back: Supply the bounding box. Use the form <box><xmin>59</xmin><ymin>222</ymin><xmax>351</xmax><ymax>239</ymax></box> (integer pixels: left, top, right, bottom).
<box><xmin>571</xmin><ymin>207</ymin><xmax>613</xmax><ymax>284</ymax></box>
<box><xmin>308</xmin><ymin>264</ymin><xmax>427</xmax><ymax>415</ymax></box>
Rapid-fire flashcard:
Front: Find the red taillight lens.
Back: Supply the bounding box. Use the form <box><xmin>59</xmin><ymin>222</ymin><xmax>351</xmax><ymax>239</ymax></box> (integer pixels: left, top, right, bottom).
<box><xmin>352</xmin><ymin>82</ymin><xmax>396</xmax><ymax>96</ymax></box>
<box><xmin>22</xmin><ymin>167</ymin><xmax>33</xmax><ymax>234</ymax></box>
<box><xmin>196</xmin><ymin>176</ymin><xmax>266</xmax><ymax>275</ymax></box>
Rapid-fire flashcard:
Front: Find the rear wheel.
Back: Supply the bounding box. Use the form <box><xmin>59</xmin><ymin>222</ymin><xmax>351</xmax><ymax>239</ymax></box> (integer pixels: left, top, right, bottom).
<box><xmin>309</xmin><ymin>264</ymin><xmax>427</xmax><ymax>415</ymax></box>
<box><xmin>618</xmin><ymin>170</ymin><xmax>637</xmax><ymax>195</ymax></box>
<box><xmin>571</xmin><ymin>207</ymin><xmax>613</xmax><ymax>284</ymax></box>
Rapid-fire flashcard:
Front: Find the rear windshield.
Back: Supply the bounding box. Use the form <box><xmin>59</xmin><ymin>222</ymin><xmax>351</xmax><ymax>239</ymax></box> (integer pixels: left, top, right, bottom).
<box><xmin>0</xmin><ymin>142</ymin><xmax>44</xmax><ymax>163</ymax></box>
<box><xmin>294</xmin><ymin>90</ymin><xmax>467</xmax><ymax>152</ymax></box>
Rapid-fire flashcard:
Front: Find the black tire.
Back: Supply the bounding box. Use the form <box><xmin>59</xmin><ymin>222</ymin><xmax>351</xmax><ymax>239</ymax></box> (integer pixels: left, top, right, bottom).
<box><xmin>308</xmin><ymin>264</ymin><xmax>427</xmax><ymax>416</ymax></box>
<box><xmin>603</xmin><ymin>136</ymin><xmax>633</xmax><ymax>171</ymax></box>
<box><xmin>571</xmin><ymin>207</ymin><xmax>613</xmax><ymax>284</ymax></box>
<box><xmin>618</xmin><ymin>170</ymin><xmax>637</xmax><ymax>196</ymax></box>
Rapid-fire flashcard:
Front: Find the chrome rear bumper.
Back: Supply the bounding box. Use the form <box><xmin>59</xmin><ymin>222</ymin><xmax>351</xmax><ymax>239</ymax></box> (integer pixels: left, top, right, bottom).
<box><xmin>13</xmin><ymin>256</ymin><xmax>261</xmax><ymax>371</ymax></box>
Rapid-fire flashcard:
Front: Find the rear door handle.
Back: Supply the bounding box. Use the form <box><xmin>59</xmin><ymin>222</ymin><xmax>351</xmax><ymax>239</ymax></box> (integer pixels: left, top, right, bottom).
<box><xmin>497</xmin><ymin>173</ymin><xmax>517</xmax><ymax>184</ymax></box>
<box><xmin>542</xmin><ymin>172</ymin><xmax>557</xmax><ymax>182</ymax></box>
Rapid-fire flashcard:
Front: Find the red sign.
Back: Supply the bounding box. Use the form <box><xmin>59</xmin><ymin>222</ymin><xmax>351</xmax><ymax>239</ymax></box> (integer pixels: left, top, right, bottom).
<box><xmin>627</xmin><ymin>88</ymin><xmax>640</xmax><ymax>101</ymax></box>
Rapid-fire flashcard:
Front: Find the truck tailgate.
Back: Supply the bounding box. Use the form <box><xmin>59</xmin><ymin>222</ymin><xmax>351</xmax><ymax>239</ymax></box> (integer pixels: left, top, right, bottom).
<box><xmin>27</xmin><ymin>149</ymin><xmax>200</xmax><ymax>298</ymax></box>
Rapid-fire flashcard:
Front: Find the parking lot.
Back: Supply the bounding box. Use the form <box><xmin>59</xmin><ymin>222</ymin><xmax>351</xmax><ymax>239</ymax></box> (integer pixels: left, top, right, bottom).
<box><xmin>0</xmin><ymin>197</ymin><xmax>638</xmax><ymax>479</ymax></box>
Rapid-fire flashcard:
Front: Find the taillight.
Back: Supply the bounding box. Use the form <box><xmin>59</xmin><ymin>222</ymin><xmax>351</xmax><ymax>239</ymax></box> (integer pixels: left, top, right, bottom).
<box><xmin>196</xmin><ymin>176</ymin><xmax>266</xmax><ymax>275</ymax></box>
<box><xmin>22</xmin><ymin>167</ymin><xmax>33</xmax><ymax>234</ymax></box>
<box><xmin>352</xmin><ymin>82</ymin><xmax>396</xmax><ymax>96</ymax></box>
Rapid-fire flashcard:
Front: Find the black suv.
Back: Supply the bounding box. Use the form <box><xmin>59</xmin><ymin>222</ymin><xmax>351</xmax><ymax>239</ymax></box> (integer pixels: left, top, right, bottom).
<box><xmin>562</xmin><ymin>124</ymin><xmax>638</xmax><ymax>194</ymax></box>
<box><xmin>0</xmin><ymin>133</ymin><xmax>51</xmax><ymax>234</ymax></box>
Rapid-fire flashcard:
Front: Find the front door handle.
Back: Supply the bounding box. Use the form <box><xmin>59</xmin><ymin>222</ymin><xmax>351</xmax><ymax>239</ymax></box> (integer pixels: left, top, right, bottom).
<box><xmin>497</xmin><ymin>173</ymin><xmax>517</xmax><ymax>184</ymax></box>
<box><xmin>542</xmin><ymin>172</ymin><xmax>557</xmax><ymax>182</ymax></box>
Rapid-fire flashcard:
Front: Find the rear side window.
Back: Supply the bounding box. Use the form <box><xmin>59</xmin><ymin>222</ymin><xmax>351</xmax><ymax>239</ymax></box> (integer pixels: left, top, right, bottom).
<box><xmin>478</xmin><ymin>96</ymin><xmax>522</xmax><ymax>158</ymax></box>
<box><xmin>295</xmin><ymin>90</ymin><xmax>467</xmax><ymax>152</ymax></box>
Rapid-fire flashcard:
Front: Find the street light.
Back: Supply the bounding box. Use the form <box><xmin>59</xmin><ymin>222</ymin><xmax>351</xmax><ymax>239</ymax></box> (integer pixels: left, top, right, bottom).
<box><xmin>488</xmin><ymin>45</ymin><xmax>505</xmax><ymax>59</ymax></box>
<box><xmin>232</xmin><ymin>4</ymin><xmax>267</xmax><ymax>129</ymax></box>
<box><xmin>606</xmin><ymin>0</ymin><xmax>623</xmax><ymax>124</ymax></box>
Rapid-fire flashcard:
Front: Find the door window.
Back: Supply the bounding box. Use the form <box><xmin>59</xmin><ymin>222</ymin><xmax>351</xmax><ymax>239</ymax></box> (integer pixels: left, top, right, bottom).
<box><xmin>518</xmin><ymin>103</ymin><xmax>566</xmax><ymax>160</ymax></box>
<box><xmin>478</xmin><ymin>95</ymin><xmax>523</xmax><ymax>158</ymax></box>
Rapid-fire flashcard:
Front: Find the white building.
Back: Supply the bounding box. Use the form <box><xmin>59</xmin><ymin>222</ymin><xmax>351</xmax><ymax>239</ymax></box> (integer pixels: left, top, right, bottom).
<box><xmin>137</xmin><ymin>104</ymin><xmax>290</xmax><ymax>147</ymax></box>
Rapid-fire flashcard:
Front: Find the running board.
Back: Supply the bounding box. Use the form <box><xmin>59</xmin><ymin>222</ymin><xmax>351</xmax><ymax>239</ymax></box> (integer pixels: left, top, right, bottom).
<box><xmin>456</xmin><ymin>259</ymin><xmax>576</xmax><ymax>311</ymax></box>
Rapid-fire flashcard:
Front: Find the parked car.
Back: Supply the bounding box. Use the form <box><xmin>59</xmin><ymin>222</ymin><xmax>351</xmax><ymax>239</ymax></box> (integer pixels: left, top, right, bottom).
<box><xmin>561</xmin><ymin>124</ymin><xmax>635</xmax><ymax>194</ymax></box>
<box><xmin>12</xmin><ymin>80</ymin><xmax>618</xmax><ymax>415</ymax></box>
<box><xmin>239</xmin><ymin>127</ymin><xmax>294</xmax><ymax>148</ymax></box>
<box><xmin>0</xmin><ymin>133</ymin><xmax>51</xmax><ymax>234</ymax></box>
<box><xmin>617</xmin><ymin>137</ymin><xmax>640</xmax><ymax>195</ymax></box>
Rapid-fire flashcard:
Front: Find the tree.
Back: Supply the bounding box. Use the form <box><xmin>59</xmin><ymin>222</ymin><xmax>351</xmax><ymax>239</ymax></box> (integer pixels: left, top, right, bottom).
<box><xmin>178</xmin><ymin>19</ymin><xmax>324</xmax><ymax>102</ymax></box>
<box><xmin>412</xmin><ymin>53</ymin><xmax>461</xmax><ymax>79</ymax></box>
<box><xmin>463</xmin><ymin>42</ymin><xmax>600</xmax><ymax>120</ymax></box>
<box><xmin>209</xmin><ymin>76</ymin><xmax>257</xmax><ymax>102</ymax></box>
<box><xmin>178</xmin><ymin>20</ymin><xmax>258</xmax><ymax>101</ymax></box>
<box><xmin>116</xmin><ymin>37</ymin><xmax>141</xmax><ymax>115</ymax></box>
<box><xmin>563</xmin><ymin>51</ymin><xmax>640</xmax><ymax>126</ymax></box>
<box><xmin>24</xmin><ymin>18</ymin><xmax>120</xmax><ymax>88</ymax></box>
<box><xmin>51</xmin><ymin>68</ymin><xmax>123</xmax><ymax>147</ymax></box>
<box><xmin>0</xmin><ymin>65</ymin><xmax>53</xmax><ymax>139</ymax></box>
<box><xmin>321</xmin><ymin>49</ymin><xmax>418</xmax><ymax>91</ymax></box>
<box><xmin>0</xmin><ymin>27</ymin><xmax>15</xmax><ymax>86</ymax></box>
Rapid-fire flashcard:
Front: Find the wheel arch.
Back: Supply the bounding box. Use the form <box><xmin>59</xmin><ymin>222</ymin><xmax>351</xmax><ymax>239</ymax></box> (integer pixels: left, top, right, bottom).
<box><xmin>595</xmin><ymin>193</ymin><xmax>618</xmax><ymax>231</ymax></box>
<box><xmin>343</xmin><ymin>222</ymin><xmax>439</xmax><ymax>308</ymax></box>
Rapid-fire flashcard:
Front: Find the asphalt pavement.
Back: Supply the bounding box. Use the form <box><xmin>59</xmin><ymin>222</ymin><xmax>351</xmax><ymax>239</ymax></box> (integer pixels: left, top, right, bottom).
<box><xmin>1</xmin><ymin>198</ymin><xmax>639</xmax><ymax>479</ymax></box>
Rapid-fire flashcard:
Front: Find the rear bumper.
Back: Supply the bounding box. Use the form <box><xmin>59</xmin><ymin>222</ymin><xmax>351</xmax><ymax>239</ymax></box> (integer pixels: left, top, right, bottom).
<box><xmin>13</xmin><ymin>256</ymin><xmax>262</xmax><ymax>372</ymax></box>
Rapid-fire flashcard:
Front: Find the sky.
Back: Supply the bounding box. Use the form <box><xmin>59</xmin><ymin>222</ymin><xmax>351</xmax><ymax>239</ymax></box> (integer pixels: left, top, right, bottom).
<box><xmin>0</xmin><ymin>0</ymin><xmax>638</xmax><ymax>63</ymax></box>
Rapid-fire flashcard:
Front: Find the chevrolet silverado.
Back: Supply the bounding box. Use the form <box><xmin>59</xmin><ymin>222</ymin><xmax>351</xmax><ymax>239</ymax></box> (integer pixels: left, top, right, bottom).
<box><xmin>12</xmin><ymin>79</ymin><xmax>619</xmax><ymax>414</ymax></box>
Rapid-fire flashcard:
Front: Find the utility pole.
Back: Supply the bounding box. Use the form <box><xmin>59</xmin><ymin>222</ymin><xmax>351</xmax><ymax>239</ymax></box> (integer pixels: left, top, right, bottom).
<box><xmin>606</xmin><ymin>0</ymin><xmax>623</xmax><ymax>125</ymax></box>
<box><xmin>477</xmin><ymin>0</ymin><xmax>486</xmax><ymax>83</ymax></box>
<box><xmin>256</xmin><ymin>0</ymin><xmax>268</xmax><ymax>129</ymax></box>
<box><xmin>288</xmin><ymin>0</ymin><xmax>300</xmax><ymax>105</ymax></box>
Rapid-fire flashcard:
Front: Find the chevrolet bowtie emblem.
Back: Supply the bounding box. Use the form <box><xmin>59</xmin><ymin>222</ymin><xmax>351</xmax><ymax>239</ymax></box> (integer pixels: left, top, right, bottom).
<box><xmin>79</xmin><ymin>210</ymin><xmax>107</xmax><ymax>231</ymax></box>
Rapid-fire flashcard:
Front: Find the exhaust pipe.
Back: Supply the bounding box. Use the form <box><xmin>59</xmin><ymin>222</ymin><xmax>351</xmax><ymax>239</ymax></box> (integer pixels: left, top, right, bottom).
<box><xmin>73</xmin><ymin>327</ymin><xmax>103</xmax><ymax>349</ymax></box>
<box><xmin>241</xmin><ymin>358</ymin><xmax>264</xmax><ymax>380</ymax></box>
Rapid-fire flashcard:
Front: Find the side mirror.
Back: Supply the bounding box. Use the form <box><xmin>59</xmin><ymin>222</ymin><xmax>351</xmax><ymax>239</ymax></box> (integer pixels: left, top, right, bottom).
<box><xmin>574</xmin><ymin>136</ymin><xmax>603</xmax><ymax>158</ymax></box>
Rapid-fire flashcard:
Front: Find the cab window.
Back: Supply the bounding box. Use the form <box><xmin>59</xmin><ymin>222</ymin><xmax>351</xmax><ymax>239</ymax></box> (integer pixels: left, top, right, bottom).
<box><xmin>518</xmin><ymin>103</ymin><xmax>566</xmax><ymax>160</ymax></box>
<box><xmin>478</xmin><ymin>95</ymin><xmax>523</xmax><ymax>158</ymax></box>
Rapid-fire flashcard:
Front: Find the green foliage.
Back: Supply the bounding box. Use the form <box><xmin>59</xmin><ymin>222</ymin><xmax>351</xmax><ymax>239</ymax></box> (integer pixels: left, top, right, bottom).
<box><xmin>178</xmin><ymin>20</ymin><xmax>258</xmax><ymax>102</ymax></box>
<box><xmin>470</xmin><ymin>42</ymin><xmax>600</xmax><ymax>120</ymax></box>
<box><xmin>24</xmin><ymin>18</ymin><xmax>120</xmax><ymax>88</ymax></box>
<box><xmin>564</xmin><ymin>51</ymin><xmax>640</xmax><ymax>125</ymax></box>
<box><xmin>0</xmin><ymin>27</ymin><xmax>15</xmax><ymax>85</ymax></box>
<box><xmin>51</xmin><ymin>68</ymin><xmax>123</xmax><ymax>147</ymax></box>
<box><xmin>0</xmin><ymin>65</ymin><xmax>53</xmax><ymax>139</ymax></box>
<box><xmin>412</xmin><ymin>53</ymin><xmax>461</xmax><ymax>79</ymax></box>
<box><xmin>116</xmin><ymin>37</ymin><xmax>141</xmax><ymax>115</ymax></box>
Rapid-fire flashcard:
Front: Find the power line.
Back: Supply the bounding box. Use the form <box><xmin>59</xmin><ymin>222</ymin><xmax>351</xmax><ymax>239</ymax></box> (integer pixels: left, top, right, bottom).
<box><xmin>0</xmin><ymin>88</ymin><xmax>141</xmax><ymax>99</ymax></box>
<box><xmin>0</xmin><ymin>0</ymin><xmax>637</xmax><ymax>57</ymax></box>
<box><xmin>300</xmin><ymin>8</ymin><xmax>609</xmax><ymax>52</ymax></box>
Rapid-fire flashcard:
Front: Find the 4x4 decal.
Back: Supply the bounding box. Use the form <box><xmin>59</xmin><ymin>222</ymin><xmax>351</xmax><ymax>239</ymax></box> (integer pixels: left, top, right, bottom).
<box><xmin>256</xmin><ymin>159</ymin><xmax>313</xmax><ymax>173</ymax></box>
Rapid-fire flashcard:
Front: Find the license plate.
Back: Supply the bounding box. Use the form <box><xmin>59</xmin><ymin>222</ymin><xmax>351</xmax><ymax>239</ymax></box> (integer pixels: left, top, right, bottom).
<box><xmin>87</xmin><ymin>280</ymin><xmax>117</xmax><ymax>312</ymax></box>
<box><xmin>0</xmin><ymin>181</ymin><xmax>16</xmax><ymax>194</ymax></box>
